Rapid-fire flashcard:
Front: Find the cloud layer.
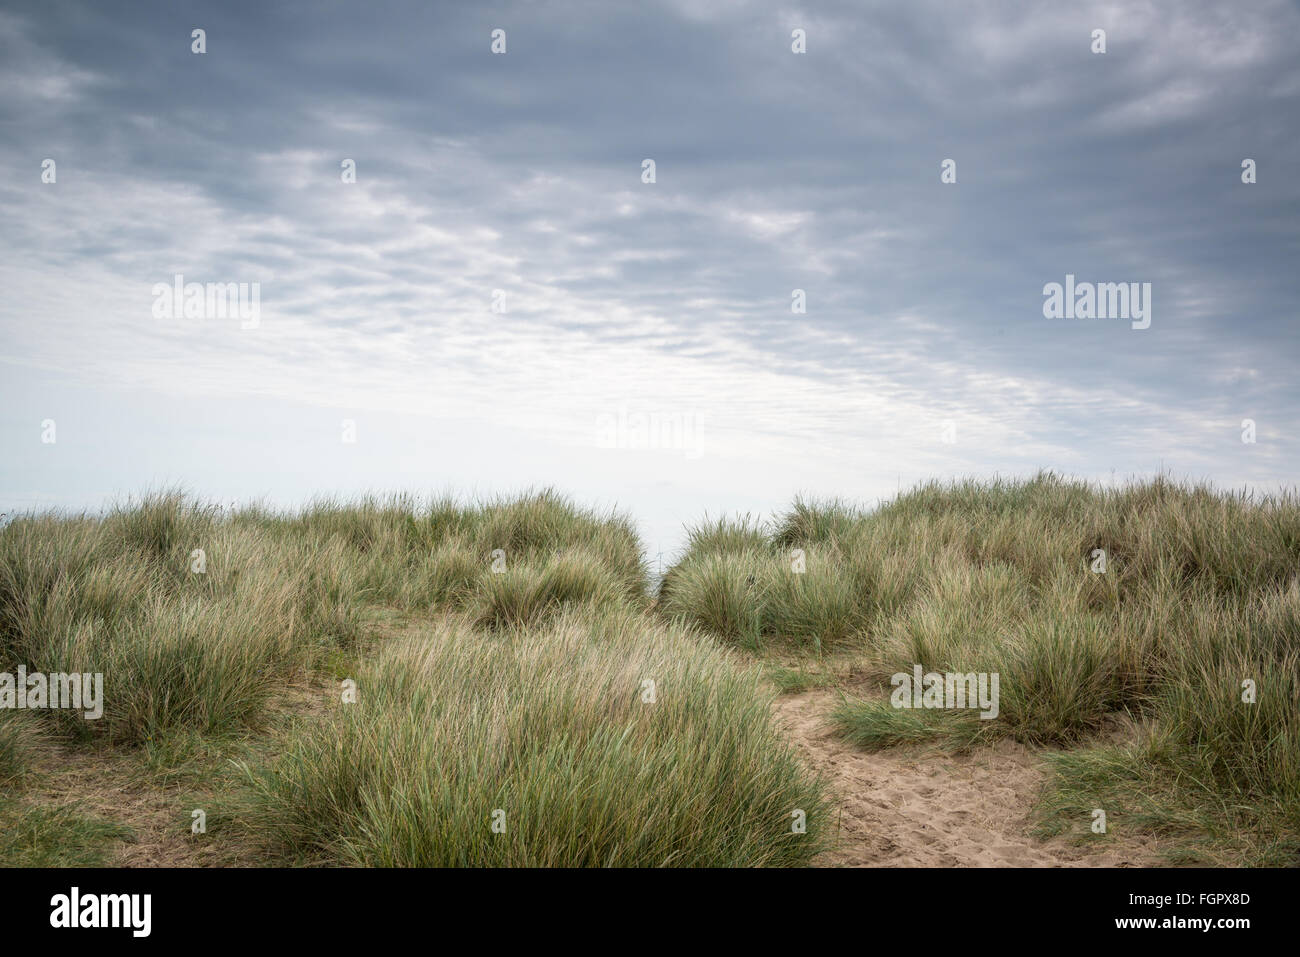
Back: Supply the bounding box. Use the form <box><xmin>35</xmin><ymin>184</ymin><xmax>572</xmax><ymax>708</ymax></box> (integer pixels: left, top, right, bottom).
<box><xmin>3</xmin><ymin>0</ymin><xmax>1298</xmax><ymax>553</ymax></box>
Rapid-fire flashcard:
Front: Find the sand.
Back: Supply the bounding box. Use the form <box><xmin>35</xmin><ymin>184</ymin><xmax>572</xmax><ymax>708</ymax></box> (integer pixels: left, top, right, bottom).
<box><xmin>776</xmin><ymin>689</ymin><xmax>1162</xmax><ymax>867</ymax></box>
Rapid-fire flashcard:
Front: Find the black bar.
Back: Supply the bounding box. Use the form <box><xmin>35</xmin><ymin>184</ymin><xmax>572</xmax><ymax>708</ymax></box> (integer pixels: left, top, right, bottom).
<box><xmin>4</xmin><ymin>866</ymin><xmax>1277</xmax><ymax>942</ymax></box>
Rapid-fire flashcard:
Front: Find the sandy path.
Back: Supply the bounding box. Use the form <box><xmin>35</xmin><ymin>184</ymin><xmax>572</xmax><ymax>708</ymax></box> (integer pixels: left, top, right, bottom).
<box><xmin>777</xmin><ymin>690</ymin><xmax>1160</xmax><ymax>867</ymax></box>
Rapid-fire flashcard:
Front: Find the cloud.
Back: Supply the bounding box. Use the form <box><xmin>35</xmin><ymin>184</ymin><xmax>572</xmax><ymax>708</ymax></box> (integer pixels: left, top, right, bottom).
<box><xmin>2</xmin><ymin>0</ymin><xmax>1298</xmax><ymax>546</ymax></box>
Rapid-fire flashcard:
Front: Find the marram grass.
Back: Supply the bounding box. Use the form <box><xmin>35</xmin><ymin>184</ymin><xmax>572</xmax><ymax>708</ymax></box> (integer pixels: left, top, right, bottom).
<box><xmin>244</xmin><ymin>608</ymin><xmax>829</xmax><ymax>867</ymax></box>
<box><xmin>4</xmin><ymin>475</ymin><xmax>1295</xmax><ymax>866</ymax></box>
<box><xmin>1</xmin><ymin>489</ymin><xmax>825</xmax><ymax>868</ymax></box>
<box><xmin>0</xmin><ymin>488</ymin><xmax>647</xmax><ymax>746</ymax></box>
<box><xmin>661</xmin><ymin>473</ymin><xmax>1300</xmax><ymax>864</ymax></box>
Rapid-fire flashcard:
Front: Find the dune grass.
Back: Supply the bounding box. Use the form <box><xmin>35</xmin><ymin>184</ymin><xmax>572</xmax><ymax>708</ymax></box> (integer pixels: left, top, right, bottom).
<box><xmin>660</xmin><ymin>473</ymin><xmax>1300</xmax><ymax>864</ymax></box>
<box><xmin>0</xmin><ymin>489</ymin><xmax>647</xmax><ymax>745</ymax></box>
<box><xmin>5</xmin><ymin>475</ymin><xmax>1295</xmax><ymax>867</ymax></box>
<box><xmin>0</xmin><ymin>488</ymin><xmax>825</xmax><ymax>868</ymax></box>
<box><xmin>658</xmin><ymin>518</ymin><xmax>867</xmax><ymax>651</ymax></box>
<box><xmin>243</xmin><ymin>608</ymin><xmax>827</xmax><ymax>866</ymax></box>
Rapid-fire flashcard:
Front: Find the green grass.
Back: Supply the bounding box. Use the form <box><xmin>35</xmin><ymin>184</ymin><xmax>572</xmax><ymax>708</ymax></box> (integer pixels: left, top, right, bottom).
<box><xmin>661</xmin><ymin>473</ymin><xmax>1300</xmax><ymax>864</ymax></box>
<box><xmin>0</xmin><ymin>800</ymin><xmax>132</xmax><ymax>867</ymax></box>
<box><xmin>0</xmin><ymin>488</ymin><xmax>646</xmax><ymax>746</ymax></box>
<box><xmin>1034</xmin><ymin>734</ymin><xmax>1300</xmax><ymax>866</ymax></box>
<box><xmin>764</xmin><ymin>664</ymin><xmax>835</xmax><ymax>695</ymax></box>
<box><xmin>658</xmin><ymin>524</ymin><xmax>868</xmax><ymax>651</ymax></box>
<box><xmin>470</xmin><ymin>550</ymin><xmax>631</xmax><ymax>631</ymax></box>
<box><xmin>831</xmin><ymin>697</ymin><xmax>985</xmax><ymax>751</ymax></box>
<box><xmin>242</xmin><ymin>608</ymin><xmax>828</xmax><ymax>867</ymax></box>
<box><xmin>6</xmin><ymin>475</ymin><xmax>1297</xmax><ymax>867</ymax></box>
<box><xmin>0</xmin><ymin>709</ymin><xmax>42</xmax><ymax>788</ymax></box>
<box><xmin>1</xmin><ymin>489</ymin><xmax>822</xmax><ymax>868</ymax></box>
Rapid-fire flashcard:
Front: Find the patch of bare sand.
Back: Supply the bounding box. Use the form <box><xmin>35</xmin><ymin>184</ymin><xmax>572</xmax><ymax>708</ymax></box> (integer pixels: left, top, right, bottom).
<box><xmin>777</xmin><ymin>690</ymin><xmax>1161</xmax><ymax>867</ymax></box>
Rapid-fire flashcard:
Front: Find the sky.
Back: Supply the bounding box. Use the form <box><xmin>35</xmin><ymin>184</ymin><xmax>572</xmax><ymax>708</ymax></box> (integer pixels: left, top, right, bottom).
<box><xmin>2</xmin><ymin>0</ymin><xmax>1298</xmax><ymax>560</ymax></box>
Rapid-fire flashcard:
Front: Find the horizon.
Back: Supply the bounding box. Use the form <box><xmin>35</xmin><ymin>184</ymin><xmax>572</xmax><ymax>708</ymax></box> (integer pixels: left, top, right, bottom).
<box><xmin>3</xmin><ymin>469</ymin><xmax>1295</xmax><ymax>572</ymax></box>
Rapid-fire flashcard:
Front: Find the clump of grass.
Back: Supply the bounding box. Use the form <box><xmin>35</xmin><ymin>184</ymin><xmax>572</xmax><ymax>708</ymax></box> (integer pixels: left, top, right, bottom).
<box><xmin>2</xmin><ymin>528</ymin><xmax>310</xmax><ymax>746</ymax></box>
<box><xmin>831</xmin><ymin>697</ymin><xmax>985</xmax><ymax>751</ymax></box>
<box><xmin>764</xmin><ymin>665</ymin><xmax>833</xmax><ymax>695</ymax></box>
<box><xmin>658</xmin><ymin>551</ymin><xmax>767</xmax><ymax>647</ymax></box>
<box><xmin>658</xmin><ymin>520</ymin><xmax>867</xmax><ymax>651</ymax></box>
<box><xmin>407</xmin><ymin>537</ymin><xmax>482</xmax><ymax>608</ymax></box>
<box><xmin>764</xmin><ymin>557</ymin><xmax>865</xmax><ymax>650</ymax></box>
<box><xmin>243</xmin><ymin>608</ymin><xmax>828</xmax><ymax>867</ymax></box>
<box><xmin>771</xmin><ymin>497</ymin><xmax>861</xmax><ymax>549</ymax></box>
<box><xmin>103</xmin><ymin>490</ymin><xmax>219</xmax><ymax>567</ymax></box>
<box><xmin>657</xmin><ymin>516</ymin><xmax>765</xmax><ymax>604</ymax></box>
<box><xmin>470</xmin><ymin>551</ymin><xmax>627</xmax><ymax>631</ymax></box>
<box><xmin>460</xmin><ymin>490</ymin><xmax>647</xmax><ymax>601</ymax></box>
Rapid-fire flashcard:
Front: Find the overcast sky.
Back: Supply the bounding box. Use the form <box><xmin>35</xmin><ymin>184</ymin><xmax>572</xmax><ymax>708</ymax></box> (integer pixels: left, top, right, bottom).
<box><xmin>2</xmin><ymin>0</ymin><xmax>1298</xmax><ymax>557</ymax></box>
